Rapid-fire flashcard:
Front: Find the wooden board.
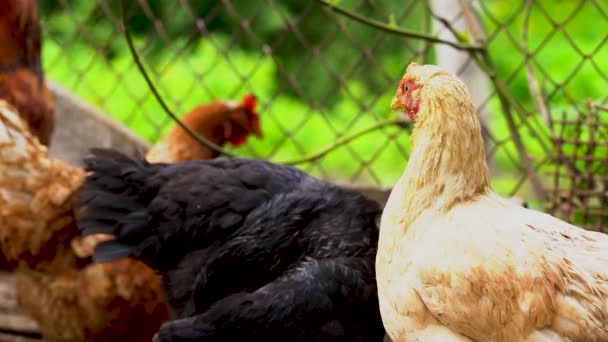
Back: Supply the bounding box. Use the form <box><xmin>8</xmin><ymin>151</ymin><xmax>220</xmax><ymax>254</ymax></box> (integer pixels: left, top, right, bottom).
<box><xmin>0</xmin><ymin>273</ymin><xmax>42</xmax><ymax>341</ymax></box>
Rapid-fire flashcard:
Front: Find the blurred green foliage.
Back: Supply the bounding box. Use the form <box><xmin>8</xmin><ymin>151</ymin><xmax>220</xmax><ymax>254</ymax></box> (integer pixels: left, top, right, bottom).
<box><xmin>40</xmin><ymin>0</ymin><xmax>608</xmax><ymax>197</ymax></box>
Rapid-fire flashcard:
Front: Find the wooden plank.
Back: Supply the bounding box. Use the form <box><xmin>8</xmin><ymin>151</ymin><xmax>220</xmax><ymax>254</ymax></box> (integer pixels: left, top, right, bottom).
<box><xmin>0</xmin><ymin>332</ymin><xmax>42</xmax><ymax>342</ymax></box>
<box><xmin>47</xmin><ymin>81</ymin><xmax>149</xmax><ymax>167</ymax></box>
<box><xmin>0</xmin><ymin>273</ymin><xmax>42</xmax><ymax>341</ymax></box>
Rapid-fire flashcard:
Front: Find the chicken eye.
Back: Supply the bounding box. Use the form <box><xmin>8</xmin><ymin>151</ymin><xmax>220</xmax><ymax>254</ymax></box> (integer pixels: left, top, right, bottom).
<box><xmin>403</xmin><ymin>84</ymin><xmax>409</xmax><ymax>92</ymax></box>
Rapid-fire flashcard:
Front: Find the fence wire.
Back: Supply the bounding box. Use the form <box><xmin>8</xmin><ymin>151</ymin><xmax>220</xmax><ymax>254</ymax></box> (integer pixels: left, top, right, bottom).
<box><xmin>40</xmin><ymin>0</ymin><xmax>608</xmax><ymax>228</ymax></box>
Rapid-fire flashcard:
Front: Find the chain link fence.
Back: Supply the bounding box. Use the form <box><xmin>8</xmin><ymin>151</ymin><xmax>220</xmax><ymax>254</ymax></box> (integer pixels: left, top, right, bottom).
<box><xmin>40</xmin><ymin>0</ymin><xmax>608</xmax><ymax>228</ymax></box>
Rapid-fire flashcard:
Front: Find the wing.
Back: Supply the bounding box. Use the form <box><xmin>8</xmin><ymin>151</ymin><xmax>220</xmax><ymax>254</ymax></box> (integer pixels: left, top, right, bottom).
<box><xmin>149</xmin><ymin>157</ymin><xmax>309</xmax><ymax>239</ymax></box>
<box><xmin>413</xmin><ymin>194</ymin><xmax>608</xmax><ymax>341</ymax></box>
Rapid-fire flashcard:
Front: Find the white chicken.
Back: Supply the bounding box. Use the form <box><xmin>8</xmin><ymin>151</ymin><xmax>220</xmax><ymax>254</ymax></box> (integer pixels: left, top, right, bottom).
<box><xmin>376</xmin><ymin>63</ymin><xmax>608</xmax><ymax>342</ymax></box>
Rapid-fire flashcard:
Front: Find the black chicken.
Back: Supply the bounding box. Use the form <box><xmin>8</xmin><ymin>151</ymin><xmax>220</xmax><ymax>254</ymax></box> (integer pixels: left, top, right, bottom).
<box><xmin>77</xmin><ymin>148</ymin><xmax>385</xmax><ymax>342</ymax></box>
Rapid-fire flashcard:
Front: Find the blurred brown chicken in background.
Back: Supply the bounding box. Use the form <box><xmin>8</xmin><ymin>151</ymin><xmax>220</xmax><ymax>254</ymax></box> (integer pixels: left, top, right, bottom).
<box><xmin>0</xmin><ymin>0</ymin><xmax>54</xmax><ymax>146</ymax></box>
<box><xmin>145</xmin><ymin>93</ymin><xmax>261</xmax><ymax>163</ymax></box>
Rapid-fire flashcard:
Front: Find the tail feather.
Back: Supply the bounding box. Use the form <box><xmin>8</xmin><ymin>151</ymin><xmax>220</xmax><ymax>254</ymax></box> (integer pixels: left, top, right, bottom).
<box><xmin>93</xmin><ymin>240</ymin><xmax>132</xmax><ymax>263</ymax></box>
<box><xmin>79</xmin><ymin>189</ymin><xmax>130</xmax><ymax>206</ymax></box>
<box><xmin>78</xmin><ymin>148</ymin><xmax>162</xmax><ymax>263</ymax></box>
<box><xmin>79</xmin><ymin>209</ymin><xmax>151</xmax><ymax>237</ymax></box>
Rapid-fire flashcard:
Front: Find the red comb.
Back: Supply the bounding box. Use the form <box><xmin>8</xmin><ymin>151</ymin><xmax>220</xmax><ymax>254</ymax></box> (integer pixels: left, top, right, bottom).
<box><xmin>241</xmin><ymin>94</ymin><xmax>257</xmax><ymax>112</ymax></box>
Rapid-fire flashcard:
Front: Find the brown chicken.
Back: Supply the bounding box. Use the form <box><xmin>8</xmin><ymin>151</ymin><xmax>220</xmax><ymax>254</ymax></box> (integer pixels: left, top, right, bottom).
<box><xmin>145</xmin><ymin>93</ymin><xmax>261</xmax><ymax>163</ymax></box>
<box><xmin>377</xmin><ymin>63</ymin><xmax>608</xmax><ymax>341</ymax></box>
<box><xmin>4</xmin><ymin>94</ymin><xmax>263</xmax><ymax>341</ymax></box>
<box><xmin>0</xmin><ymin>99</ymin><xmax>168</xmax><ymax>341</ymax></box>
<box><xmin>0</xmin><ymin>0</ymin><xmax>55</xmax><ymax>146</ymax></box>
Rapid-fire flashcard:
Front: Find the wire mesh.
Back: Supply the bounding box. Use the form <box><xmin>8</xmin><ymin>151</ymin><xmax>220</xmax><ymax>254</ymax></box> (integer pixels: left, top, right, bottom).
<box><xmin>39</xmin><ymin>0</ymin><xmax>608</xmax><ymax>228</ymax></box>
<box><xmin>546</xmin><ymin>104</ymin><xmax>608</xmax><ymax>231</ymax></box>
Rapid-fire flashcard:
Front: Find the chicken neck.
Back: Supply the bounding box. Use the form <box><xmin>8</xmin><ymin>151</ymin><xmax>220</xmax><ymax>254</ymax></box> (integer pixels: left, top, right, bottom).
<box><xmin>394</xmin><ymin>91</ymin><xmax>491</xmax><ymax>227</ymax></box>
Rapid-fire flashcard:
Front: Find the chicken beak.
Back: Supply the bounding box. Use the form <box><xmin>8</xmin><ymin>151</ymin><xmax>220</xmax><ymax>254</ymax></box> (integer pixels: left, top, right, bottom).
<box><xmin>391</xmin><ymin>95</ymin><xmax>402</xmax><ymax>111</ymax></box>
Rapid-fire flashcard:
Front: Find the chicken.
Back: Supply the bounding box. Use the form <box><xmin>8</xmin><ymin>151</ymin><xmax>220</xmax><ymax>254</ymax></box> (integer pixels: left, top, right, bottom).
<box><xmin>78</xmin><ymin>148</ymin><xmax>385</xmax><ymax>341</ymax></box>
<box><xmin>145</xmin><ymin>93</ymin><xmax>262</xmax><ymax>163</ymax></box>
<box><xmin>0</xmin><ymin>99</ymin><xmax>169</xmax><ymax>341</ymax></box>
<box><xmin>376</xmin><ymin>63</ymin><xmax>608</xmax><ymax>342</ymax></box>
<box><xmin>0</xmin><ymin>0</ymin><xmax>55</xmax><ymax>146</ymax></box>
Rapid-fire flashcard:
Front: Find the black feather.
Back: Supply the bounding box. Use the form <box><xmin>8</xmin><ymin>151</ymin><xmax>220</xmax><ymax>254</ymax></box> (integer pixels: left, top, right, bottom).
<box><xmin>93</xmin><ymin>240</ymin><xmax>133</xmax><ymax>263</ymax></box>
